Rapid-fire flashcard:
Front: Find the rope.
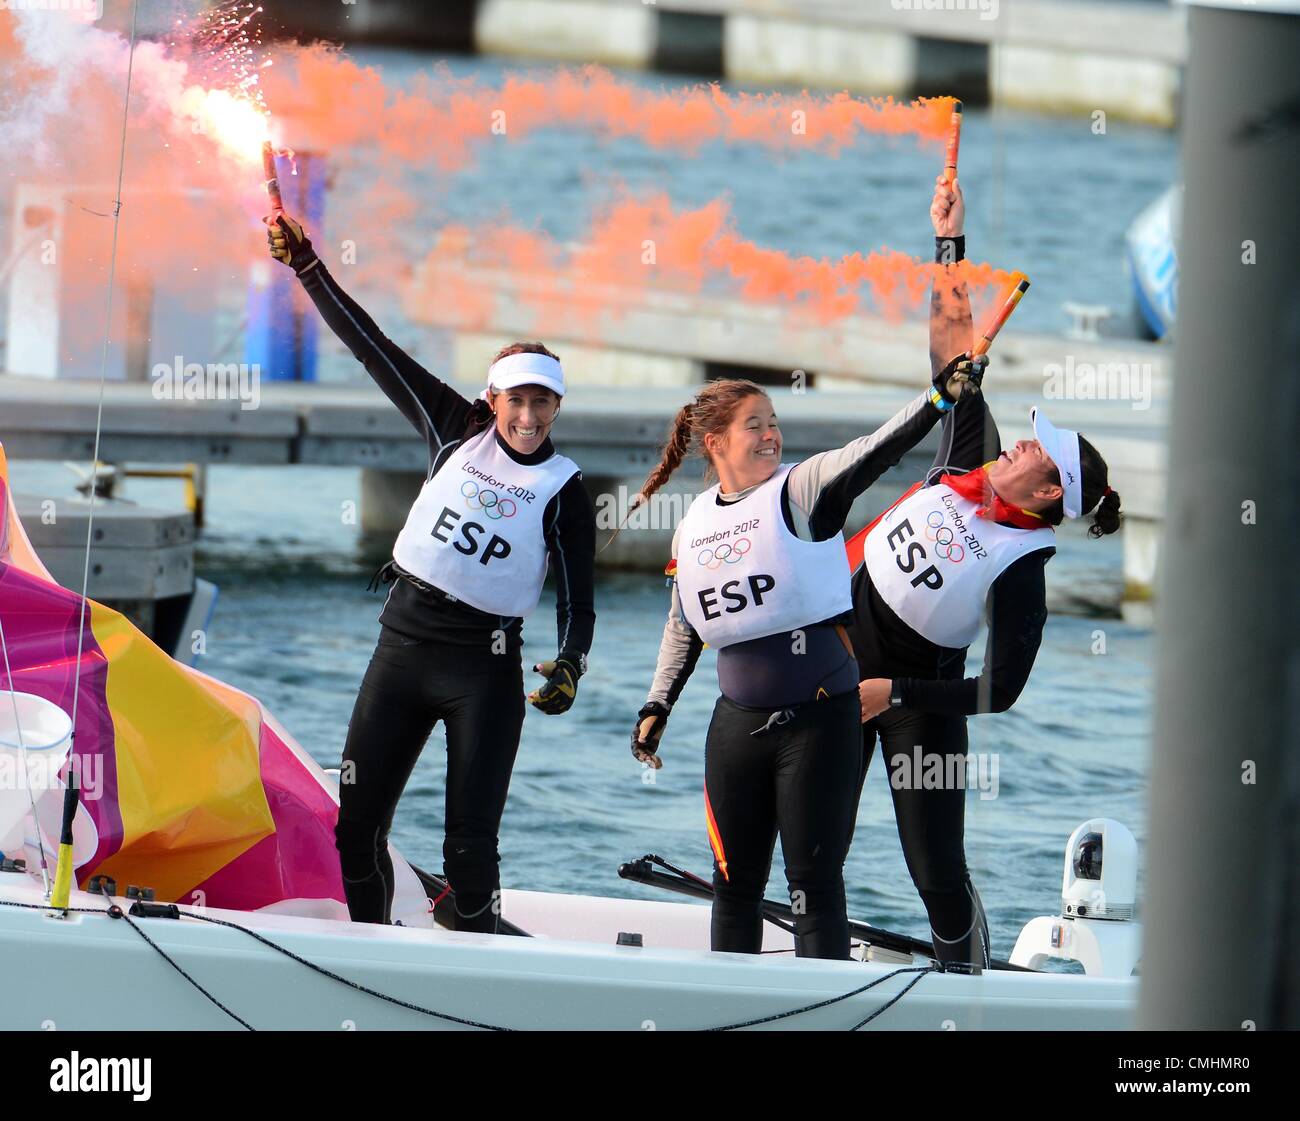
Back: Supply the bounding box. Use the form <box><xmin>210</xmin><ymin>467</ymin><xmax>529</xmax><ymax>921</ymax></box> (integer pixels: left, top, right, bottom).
<box><xmin>177</xmin><ymin>909</ymin><xmax>511</xmax><ymax>1031</ymax></box>
<box><xmin>849</xmin><ymin>967</ymin><xmax>934</xmax><ymax>1029</ymax></box>
<box><xmin>705</xmin><ymin>965</ymin><xmax>940</xmax><ymax>1031</ymax></box>
<box><xmin>0</xmin><ymin>893</ymin><xmax>935</xmax><ymax>1031</ymax></box>
<box><xmin>102</xmin><ymin>889</ymin><xmax>254</xmax><ymax>1031</ymax></box>
<box><xmin>65</xmin><ymin>0</ymin><xmax>141</xmax><ymax>891</ymax></box>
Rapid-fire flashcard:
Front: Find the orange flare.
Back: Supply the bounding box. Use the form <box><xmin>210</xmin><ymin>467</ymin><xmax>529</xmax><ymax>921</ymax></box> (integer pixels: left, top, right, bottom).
<box><xmin>972</xmin><ymin>273</ymin><xmax>1030</xmax><ymax>356</ymax></box>
<box><xmin>944</xmin><ymin>100</ymin><xmax>962</xmax><ymax>184</ymax></box>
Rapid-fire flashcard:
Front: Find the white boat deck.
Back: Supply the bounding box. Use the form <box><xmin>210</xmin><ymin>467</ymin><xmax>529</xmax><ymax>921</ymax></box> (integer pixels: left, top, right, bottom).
<box><xmin>0</xmin><ymin>873</ymin><xmax>1136</xmax><ymax>1031</ymax></box>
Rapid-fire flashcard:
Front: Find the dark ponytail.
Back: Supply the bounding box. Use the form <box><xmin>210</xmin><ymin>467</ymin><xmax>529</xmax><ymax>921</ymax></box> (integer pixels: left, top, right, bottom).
<box><xmin>1079</xmin><ymin>435</ymin><xmax>1121</xmax><ymax>538</ymax></box>
<box><xmin>1040</xmin><ymin>434</ymin><xmax>1121</xmax><ymax>536</ymax></box>
<box><xmin>1088</xmin><ymin>488</ymin><xmax>1122</xmax><ymax>538</ymax></box>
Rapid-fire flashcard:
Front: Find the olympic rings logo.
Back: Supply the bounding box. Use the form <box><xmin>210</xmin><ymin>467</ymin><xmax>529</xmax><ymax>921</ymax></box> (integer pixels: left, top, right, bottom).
<box><xmin>696</xmin><ymin>538</ymin><xmax>752</xmax><ymax>569</ymax></box>
<box><xmin>461</xmin><ymin>480</ymin><xmax>517</xmax><ymax>519</ymax></box>
<box><xmin>925</xmin><ymin>510</ymin><xmax>964</xmax><ymax>563</ymax></box>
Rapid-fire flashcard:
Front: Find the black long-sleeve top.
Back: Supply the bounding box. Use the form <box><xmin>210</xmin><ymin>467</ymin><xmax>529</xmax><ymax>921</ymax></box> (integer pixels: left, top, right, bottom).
<box><xmin>293</xmin><ymin>254</ymin><xmax>595</xmax><ymax>661</ymax></box>
<box><xmin>846</xmin><ymin>236</ymin><xmax>1054</xmax><ymax>716</ymax></box>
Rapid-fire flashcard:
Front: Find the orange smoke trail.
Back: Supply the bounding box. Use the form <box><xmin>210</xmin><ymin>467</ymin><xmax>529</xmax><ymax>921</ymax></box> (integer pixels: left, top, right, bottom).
<box><xmin>1</xmin><ymin>6</ymin><xmax>983</xmax><ymax>372</ymax></box>
<box><xmin>412</xmin><ymin>193</ymin><xmax>1017</xmax><ymax>336</ymax></box>
<box><xmin>263</xmin><ymin>45</ymin><xmax>956</xmax><ymax>170</ymax></box>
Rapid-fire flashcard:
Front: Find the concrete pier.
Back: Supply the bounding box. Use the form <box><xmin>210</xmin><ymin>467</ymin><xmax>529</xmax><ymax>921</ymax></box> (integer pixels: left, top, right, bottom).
<box><xmin>476</xmin><ymin>0</ymin><xmax>656</xmax><ymax>67</ymax></box>
<box><xmin>407</xmin><ymin>259</ymin><xmax>1173</xmax><ymax>400</ymax></box>
<box><xmin>2</xmin><ymin>369</ymin><xmax>1167</xmax><ymax>607</ymax></box>
<box><xmin>480</xmin><ymin>0</ymin><xmax>1185</xmax><ymax>125</ymax></box>
<box><xmin>14</xmin><ymin>494</ymin><xmax>195</xmax><ymax>601</ymax></box>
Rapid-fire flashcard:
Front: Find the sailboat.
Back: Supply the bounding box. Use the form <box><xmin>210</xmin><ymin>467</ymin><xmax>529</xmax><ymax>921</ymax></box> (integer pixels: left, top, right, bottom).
<box><xmin>0</xmin><ymin>443</ymin><xmax>1139</xmax><ymax>1030</ymax></box>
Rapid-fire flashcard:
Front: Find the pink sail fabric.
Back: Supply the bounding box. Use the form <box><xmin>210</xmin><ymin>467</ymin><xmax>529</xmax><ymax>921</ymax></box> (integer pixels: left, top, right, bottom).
<box><xmin>0</xmin><ymin>445</ymin><xmax>431</xmax><ymax>925</ymax></box>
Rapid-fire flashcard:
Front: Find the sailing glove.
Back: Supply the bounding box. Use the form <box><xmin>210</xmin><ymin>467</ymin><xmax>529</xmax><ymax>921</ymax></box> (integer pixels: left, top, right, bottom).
<box><xmin>265</xmin><ymin>213</ymin><xmax>319</xmax><ymax>275</ymax></box>
<box><xmin>931</xmin><ymin>351</ymin><xmax>988</xmax><ymax>409</ymax></box>
<box><xmin>631</xmin><ymin>701</ymin><xmax>669</xmax><ymax>769</ymax></box>
<box><xmin>528</xmin><ymin>654</ymin><xmax>583</xmax><ymax>715</ymax></box>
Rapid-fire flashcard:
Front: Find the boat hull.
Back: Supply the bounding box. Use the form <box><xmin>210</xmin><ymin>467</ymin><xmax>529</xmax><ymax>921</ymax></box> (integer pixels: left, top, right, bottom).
<box><xmin>0</xmin><ymin>875</ymin><xmax>1136</xmax><ymax>1031</ymax></box>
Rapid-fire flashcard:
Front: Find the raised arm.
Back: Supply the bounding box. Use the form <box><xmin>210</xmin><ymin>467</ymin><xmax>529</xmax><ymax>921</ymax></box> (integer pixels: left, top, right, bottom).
<box><xmin>929</xmin><ymin>382</ymin><xmax>1003</xmax><ymax>480</ymax></box>
<box><xmin>266</xmin><ymin>215</ymin><xmax>473</xmax><ymax>469</ymax></box>
<box><xmin>784</xmin><ymin>390</ymin><xmax>942</xmax><ymax>541</ymax></box>
<box><xmin>929</xmin><ymin>174</ymin><xmax>974</xmax><ymax>379</ymax></box>
<box><xmin>785</xmin><ymin>176</ymin><xmax>992</xmax><ymax>538</ymax></box>
<box><xmin>926</xmin><ymin>178</ymin><xmax>1001</xmax><ymax>479</ymax></box>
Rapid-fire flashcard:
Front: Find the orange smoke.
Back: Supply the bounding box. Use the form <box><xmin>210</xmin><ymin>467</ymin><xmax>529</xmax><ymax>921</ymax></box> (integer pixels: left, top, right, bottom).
<box><xmin>1</xmin><ymin>7</ymin><xmax>996</xmax><ymax>372</ymax></box>
<box><xmin>263</xmin><ymin>44</ymin><xmax>957</xmax><ymax>170</ymax></box>
<box><xmin>412</xmin><ymin>193</ymin><xmax>1016</xmax><ymax>335</ymax></box>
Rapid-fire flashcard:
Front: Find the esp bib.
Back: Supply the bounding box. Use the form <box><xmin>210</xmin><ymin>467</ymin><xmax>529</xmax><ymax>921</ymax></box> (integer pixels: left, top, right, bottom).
<box><xmin>675</xmin><ymin>464</ymin><xmax>852</xmax><ymax>648</ymax></box>
<box><xmin>393</xmin><ymin>429</ymin><xmax>579</xmax><ymax>617</ymax></box>
<box><xmin>863</xmin><ymin>481</ymin><xmax>1054</xmax><ymax>648</ymax></box>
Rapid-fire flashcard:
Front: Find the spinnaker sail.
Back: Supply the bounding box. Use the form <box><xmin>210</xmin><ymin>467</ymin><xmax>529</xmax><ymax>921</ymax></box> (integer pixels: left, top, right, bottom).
<box><xmin>0</xmin><ymin>444</ymin><xmax>431</xmax><ymax>926</ymax></box>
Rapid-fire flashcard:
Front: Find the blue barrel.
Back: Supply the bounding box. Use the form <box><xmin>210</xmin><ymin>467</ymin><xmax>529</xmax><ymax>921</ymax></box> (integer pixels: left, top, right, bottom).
<box><xmin>246</xmin><ymin>151</ymin><xmax>325</xmax><ymax>381</ymax></box>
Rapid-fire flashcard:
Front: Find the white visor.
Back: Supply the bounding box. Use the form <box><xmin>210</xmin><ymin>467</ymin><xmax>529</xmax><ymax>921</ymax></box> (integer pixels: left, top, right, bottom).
<box><xmin>1031</xmin><ymin>407</ymin><xmax>1083</xmax><ymax>519</ymax></box>
<box><xmin>486</xmin><ymin>352</ymin><xmax>565</xmax><ymax>398</ymax></box>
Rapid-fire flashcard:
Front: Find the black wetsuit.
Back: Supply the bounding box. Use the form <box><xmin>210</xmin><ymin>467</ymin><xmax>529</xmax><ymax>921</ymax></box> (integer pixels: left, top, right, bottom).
<box><xmin>648</xmin><ymin>391</ymin><xmax>948</xmax><ymax>960</ymax></box>
<box><xmin>844</xmin><ymin>237</ymin><xmax>1055</xmax><ymax>966</ymax></box>
<box><xmin>293</xmin><ymin>256</ymin><xmax>596</xmax><ymax>931</ymax></box>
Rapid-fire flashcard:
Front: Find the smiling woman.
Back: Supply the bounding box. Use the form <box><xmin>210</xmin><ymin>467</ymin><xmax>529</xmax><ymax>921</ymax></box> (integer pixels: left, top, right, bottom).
<box><xmin>486</xmin><ymin>342</ymin><xmax>563</xmax><ymax>457</ymax></box>
<box><xmin>844</xmin><ymin>178</ymin><xmax>1123</xmax><ymax>973</ymax></box>
<box><xmin>623</xmin><ymin>290</ymin><xmax>986</xmax><ymax>959</ymax></box>
<box><xmin>264</xmin><ymin>212</ymin><xmax>596</xmax><ymax>934</ymax></box>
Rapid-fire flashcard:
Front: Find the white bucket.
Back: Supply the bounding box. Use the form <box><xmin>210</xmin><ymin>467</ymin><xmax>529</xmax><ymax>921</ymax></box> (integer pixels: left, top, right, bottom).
<box><xmin>0</xmin><ymin>692</ymin><xmax>74</xmax><ymax>842</ymax></box>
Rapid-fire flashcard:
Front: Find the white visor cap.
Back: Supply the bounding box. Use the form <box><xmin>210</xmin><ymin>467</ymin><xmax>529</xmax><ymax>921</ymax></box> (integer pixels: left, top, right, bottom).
<box><xmin>486</xmin><ymin>352</ymin><xmax>565</xmax><ymax>398</ymax></box>
<box><xmin>1030</xmin><ymin>407</ymin><xmax>1083</xmax><ymax>519</ymax></box>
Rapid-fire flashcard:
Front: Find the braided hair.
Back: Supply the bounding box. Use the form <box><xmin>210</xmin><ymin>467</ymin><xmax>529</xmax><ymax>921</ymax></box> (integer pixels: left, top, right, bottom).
<box><xmin>601</xmin><ymin>379</ymin><xmax>770</xmax><ymax>550</ymax></box>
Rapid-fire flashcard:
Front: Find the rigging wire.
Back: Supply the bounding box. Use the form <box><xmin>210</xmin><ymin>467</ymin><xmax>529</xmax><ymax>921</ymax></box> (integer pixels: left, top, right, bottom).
<box><xmin>55</xmin><ymin>0</ymin><xmax>142</xmax><ymax>901</ymax></box>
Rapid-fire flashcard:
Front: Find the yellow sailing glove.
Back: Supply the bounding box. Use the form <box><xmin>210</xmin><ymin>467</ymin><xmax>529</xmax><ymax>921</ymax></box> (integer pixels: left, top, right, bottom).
<box><xmin>528</xmin><ymin>654</ymin><xmax>583</xmax><ymax>715</ymax></box>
